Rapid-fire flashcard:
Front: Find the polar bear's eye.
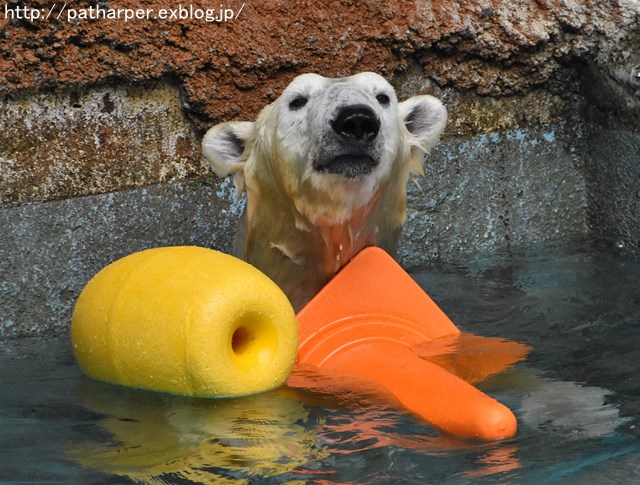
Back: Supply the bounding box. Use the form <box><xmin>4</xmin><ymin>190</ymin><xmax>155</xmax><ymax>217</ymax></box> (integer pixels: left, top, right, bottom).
<box><xmin>376</xmin><ymin>94</ymin><xmax>390</xmax><ymax>107</ymax></box>
<box><xmin>289</xmin><ymin>96</ymin><xmax>308</xmax><ymax>110</ymax></box>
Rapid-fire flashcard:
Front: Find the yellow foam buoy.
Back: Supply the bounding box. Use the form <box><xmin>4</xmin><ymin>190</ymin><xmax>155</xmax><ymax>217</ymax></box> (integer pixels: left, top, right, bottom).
<box><xmin>71</xmin><ymin>246</ymin><xmax>298</xmax><ymax>398</ymax></box>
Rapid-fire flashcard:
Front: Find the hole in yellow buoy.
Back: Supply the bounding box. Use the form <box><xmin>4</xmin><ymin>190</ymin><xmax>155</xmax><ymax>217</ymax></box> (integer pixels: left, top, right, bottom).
<box><xmin>232</xmin><ymin>326</ymin><xmax>253</xmax><ymax>355</ymax></box>
<box><xmin>229</xmin><ymin>312</ymin><xmax>279</xmax><ymax>371</ymax></box>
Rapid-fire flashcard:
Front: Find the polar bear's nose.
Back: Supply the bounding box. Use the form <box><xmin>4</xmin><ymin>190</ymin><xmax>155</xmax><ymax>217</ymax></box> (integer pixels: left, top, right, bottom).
<box><xmin>332</xmin><ymin>105</ymin><xmax>380</xmax><ymax>143</ymax></box>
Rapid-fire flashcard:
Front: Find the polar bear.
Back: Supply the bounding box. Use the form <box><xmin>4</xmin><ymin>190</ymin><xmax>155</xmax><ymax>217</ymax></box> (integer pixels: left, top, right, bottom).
<box><xmin>202</xmin><ymin>72</ymin><xmax>447</xmax><ymax>311</ymax></box>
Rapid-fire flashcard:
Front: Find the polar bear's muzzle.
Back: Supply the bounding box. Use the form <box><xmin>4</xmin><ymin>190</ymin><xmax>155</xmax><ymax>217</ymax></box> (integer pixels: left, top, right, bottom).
<box><xmin>313</xmin><ymin>104</ymin><xmax>381</xmax><ymax>179</ymax></box>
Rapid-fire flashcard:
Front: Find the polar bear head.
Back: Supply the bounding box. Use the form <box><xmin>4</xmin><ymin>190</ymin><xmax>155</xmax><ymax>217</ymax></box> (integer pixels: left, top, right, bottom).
<box><xmin>202</xmin><ymin>72</ymin><xmax>447</xmax><ymax>226</ymax></box>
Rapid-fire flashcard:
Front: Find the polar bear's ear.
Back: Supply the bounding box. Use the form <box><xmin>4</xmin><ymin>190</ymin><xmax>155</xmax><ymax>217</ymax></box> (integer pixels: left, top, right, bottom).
<box><xmin>398</xmin><ymin>95</ymin><xmax>447</xmax><ymax>153</ymax></box>
<box><xmin>202</xmin><ymin>121</ymin><xmax>253</xmax><ymax>193</ymax></box>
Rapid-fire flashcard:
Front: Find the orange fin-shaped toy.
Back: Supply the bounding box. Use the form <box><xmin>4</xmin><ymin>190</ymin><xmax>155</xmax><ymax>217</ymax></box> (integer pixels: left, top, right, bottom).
<box><xmin>288</xmin><ymin>247</ymin><xmax>530</xmax><ymax>441</ymax></box>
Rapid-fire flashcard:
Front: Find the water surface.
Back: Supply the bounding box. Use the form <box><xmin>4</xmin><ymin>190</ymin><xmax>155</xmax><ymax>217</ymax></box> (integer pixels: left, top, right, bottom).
<box><xmin>1</xmin><ymin>241</ymin><xmax>639</xmax><ymax>483</ymax></box>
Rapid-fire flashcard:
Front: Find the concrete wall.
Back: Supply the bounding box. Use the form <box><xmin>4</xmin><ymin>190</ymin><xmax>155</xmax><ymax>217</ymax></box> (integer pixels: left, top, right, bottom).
<box><xmin>400</xmin><ymin>122</ymin><xmax>587</xmax><ymax>263</ymax></box>
<box><xmin>1</xmin><ymin>82</ymin><xmax>204</xmax><ymax>206</ymax></box>
<box><xmin>582</xmin><ymin>65</ymin><xmax>640</xmax><ymax>252</ymax></box>
<box><xmin>1</xmin><ymin>0</ymin><xmax>638</xmax><ymax>337</ymax></box>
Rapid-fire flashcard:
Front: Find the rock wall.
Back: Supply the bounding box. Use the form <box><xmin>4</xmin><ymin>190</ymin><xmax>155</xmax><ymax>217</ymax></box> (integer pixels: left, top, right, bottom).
<box><xmin>0</xmin><ymin>1</ymin><xmax>636</xmax><ymax>126</ymax></box>
<box><xmin>2</xmin><ymin>0</ymin><xmax>637</xmax><ymax>205</ymax></box>
<box><xmin>0</xmin><ymin>0</ymin><xmax>638</xmax><ymax>337</ymax></box>
<box><xmin>1</xmin><ymin>82</ymin><xmax>202</xmax><ymax>205</ymax></box>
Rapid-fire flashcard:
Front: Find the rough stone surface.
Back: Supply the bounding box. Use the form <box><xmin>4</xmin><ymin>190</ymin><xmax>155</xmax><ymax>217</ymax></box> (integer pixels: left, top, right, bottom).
<box><xmin>395</xmin><ymin>66</ymin><xmax>580</xmax><ymax>136</ymax></box>
<box><xmin>0</xmin><ymin>177</ymin><xmax>241</xmax><ymax>338</ymax></box>
<box><xmin>0</xmin><ymin>73</ymin><xmax>584</xmax><ymax>208</ymax></box>
<box><xmin>0</xmin><ymin>0</ymin><xmax>637</xmax><ymax>128</ymax></box>
<box><xmin>1</xmin><ymin>0</ymin><xmax>637</xmax><ymax>208</ymax></box>
<box><xmin>1</xmin><ymin>82</ymin><xmax>204</xmax><ymax>206</ymax></box>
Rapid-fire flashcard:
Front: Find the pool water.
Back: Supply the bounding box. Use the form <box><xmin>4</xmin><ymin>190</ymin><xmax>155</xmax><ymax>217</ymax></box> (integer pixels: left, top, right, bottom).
<box><xmin>2</xmin><ymin>241</ymin><xmax>639</xmax><ymax>484</ymax></box>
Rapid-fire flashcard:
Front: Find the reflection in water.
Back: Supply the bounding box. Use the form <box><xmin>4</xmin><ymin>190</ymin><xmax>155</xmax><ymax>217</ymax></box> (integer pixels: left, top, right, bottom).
<box><xmin>414</xmin><ymin>332</ymin><xmax>531</xmax><ymax>384</ymax></box>
<box><xmin>69</xmin><ymin>382</ymin><xmax>326</xmax><ymax>483</ymax></box>
<box><xmin>70</xmin><ymin>364</ymin><xmax>525</xmax><ymax>483</ymax></box>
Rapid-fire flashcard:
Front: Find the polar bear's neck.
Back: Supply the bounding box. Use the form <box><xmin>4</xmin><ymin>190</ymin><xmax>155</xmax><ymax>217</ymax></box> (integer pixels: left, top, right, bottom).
<box><xmin>240</xmin><ymin>149</ymin><xmax>408</xmax><ymax>311</ymax></box>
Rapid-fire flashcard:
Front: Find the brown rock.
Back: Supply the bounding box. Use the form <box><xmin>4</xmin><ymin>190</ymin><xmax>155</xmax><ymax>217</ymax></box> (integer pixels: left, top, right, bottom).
<box><xmin>1</xmin><ymin>0</ymin><xmax>636</xmax><ymax>129</ymax></box>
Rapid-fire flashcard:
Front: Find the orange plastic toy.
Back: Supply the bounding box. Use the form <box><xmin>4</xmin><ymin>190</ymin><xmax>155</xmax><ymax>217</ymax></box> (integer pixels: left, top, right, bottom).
<box><xmin>287</xmin><ymin>247</ymin><xmax>530</xmax><ymax>441</ymax></box>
